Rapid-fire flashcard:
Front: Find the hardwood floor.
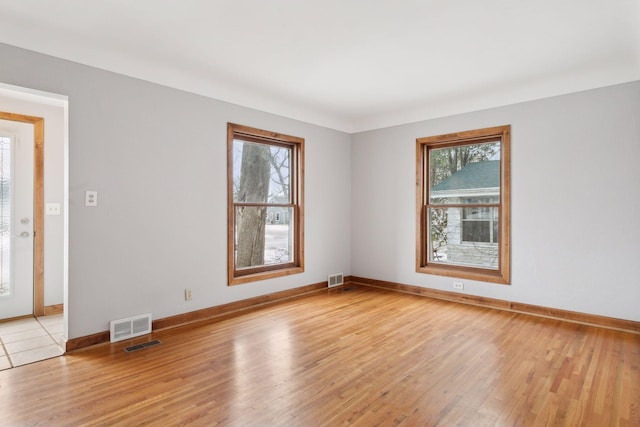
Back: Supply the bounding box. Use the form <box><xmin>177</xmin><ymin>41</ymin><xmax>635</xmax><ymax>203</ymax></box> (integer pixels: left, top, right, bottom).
<box><xmin>0</xmin><ymin>286</ymin><xmax>638</xmax><ymax>426</ymax></box>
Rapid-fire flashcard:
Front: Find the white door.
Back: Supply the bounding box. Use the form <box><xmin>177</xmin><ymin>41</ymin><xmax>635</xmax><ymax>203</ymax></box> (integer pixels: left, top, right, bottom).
<box><xmin>0</xmin><ymin>119</ymin><xmax>34</xmax><ymax>319</ymax></box>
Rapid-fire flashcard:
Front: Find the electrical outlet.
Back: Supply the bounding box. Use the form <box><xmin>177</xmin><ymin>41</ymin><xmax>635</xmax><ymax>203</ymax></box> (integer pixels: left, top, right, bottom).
<box><xmin>453</xmin><ymin>282</ymin><xmax>464</xmax><ymax>290</ymax></box>
<box><xmin>185</xmin><ymin>289</ymin><xmax>192</xmax><ymax>301</ymax></box>
<box><xmin>85</xmin><ymin>191</ymin><xmax>98</xmax><ymax>207</ymax></box>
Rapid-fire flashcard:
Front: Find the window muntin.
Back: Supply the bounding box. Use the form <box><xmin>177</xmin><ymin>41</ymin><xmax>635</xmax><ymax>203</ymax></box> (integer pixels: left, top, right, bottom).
<box><xmin>417</xmin><ymin>126</ymin><xmax>510</xmax><ymax>284</ymax></box>
<box><xmin>228</xmin><ymin>124</ymin><xmax>304</xmax><ymax>285</ymax></box>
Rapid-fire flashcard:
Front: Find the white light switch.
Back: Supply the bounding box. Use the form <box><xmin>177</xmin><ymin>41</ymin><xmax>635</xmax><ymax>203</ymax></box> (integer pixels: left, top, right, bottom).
<box><xmin>85</xmin><ymin>191</ymin><xmax>98</xmax><ymax>207</ymax></box>
<box><xmin>46</xmin><ymin>203</ymin><xmax>61</xmax><ymax>215</ymax></box>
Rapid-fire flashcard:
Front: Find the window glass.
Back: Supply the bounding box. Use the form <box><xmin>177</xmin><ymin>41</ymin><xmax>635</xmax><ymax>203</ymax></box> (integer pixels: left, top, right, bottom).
<box><xmin>429</xmin><ymin>142</ymin><xmax>500</xmax><ymax>204</ymax></box>
<box><xmin>232</xmin><ymin>140</ymin><xmax>290</xmax><ymax>204</ymax></box>
<box><xmin>234</xmin><ymin>206</ymin><xmax>294</xmax><ymax>268</ymax></box>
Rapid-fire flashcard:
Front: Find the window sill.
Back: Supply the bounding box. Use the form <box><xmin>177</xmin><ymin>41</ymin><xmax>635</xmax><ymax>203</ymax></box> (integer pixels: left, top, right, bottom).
<box><xmin>417</xmin><ymin>264</ymin><xmax>509</xmax><ymax>285</ymax></box>
<box><xmin>229</xmin><ymin>266</ymin><xmax>304</xmax><ymax>286</ymax></box>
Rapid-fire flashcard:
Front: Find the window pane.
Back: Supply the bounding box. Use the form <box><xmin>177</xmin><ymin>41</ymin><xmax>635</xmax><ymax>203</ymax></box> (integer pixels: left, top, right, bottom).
<box><xmin>267</xmin><ymin>145</ymin><xmax>291</xmax><ymax>203</ymax></box>
<box><xmin>233</xmin><ymin>140</ymin><xmax>291</xmax><ymax>204</ymax></box>
<box><xmin>429</xmin><ymin>142</ymin><xmax>500</xmax><ymax>204</ymax></box>
<box><xmin>462</xmin><ymin>220</ymin><xmax>490</xmax><ymax>242</ymax></box>
<box><xmin>428</xmin><ymin>207</ymin><xmax>499</xmax><ymax>269</ymax></box>
<box><xmin>235</xmin><ymin>206</ymin><xmax>294</xmax><ymax>269</ymax></box>
<box><xmin>462</xmin><ymin>206</ymin><xmax>498</xmax><ymax>243</ymax></box>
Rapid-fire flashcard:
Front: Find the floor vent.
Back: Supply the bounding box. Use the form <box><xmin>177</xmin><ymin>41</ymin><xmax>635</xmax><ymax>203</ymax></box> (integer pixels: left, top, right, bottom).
<box><xmin>110</xmin><ymin>313</ymin><xmax>152</xmax><ymax>343</ymax></box>
<box><xmin>328</xmin><ymin>273</ymin><xmax>344</xmax><ymax>287</ymax></box>
<box><xmin>123</xmin><ymin>339</ymin><xmax>162</xmax><ymax>353</ymax></box>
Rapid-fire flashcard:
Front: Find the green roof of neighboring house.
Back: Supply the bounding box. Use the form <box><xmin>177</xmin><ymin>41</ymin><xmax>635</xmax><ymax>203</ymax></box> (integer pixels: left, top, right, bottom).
<box><xmin>432</xmin><ymin>160</ymin><xmax>500</xmax><ymax>191</ymax></box>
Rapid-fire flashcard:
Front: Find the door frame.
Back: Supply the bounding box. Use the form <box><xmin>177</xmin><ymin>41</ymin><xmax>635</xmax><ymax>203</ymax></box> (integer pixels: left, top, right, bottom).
<box><xmin>0</xmin><ymin>111</ymin><xmax>44</xmax><ymax>316</ymax></box>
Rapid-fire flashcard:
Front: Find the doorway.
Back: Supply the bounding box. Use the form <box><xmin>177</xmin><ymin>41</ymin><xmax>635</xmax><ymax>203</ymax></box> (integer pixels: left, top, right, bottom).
<box><xmin>0</xmin><ymin>84</ymin><xmax>68</xmax><ymax>369</ymax></box>
<box><xmin>0</xmin><ymin>113</ymin><xmax>43</xmax><ymax>319</ymax></box>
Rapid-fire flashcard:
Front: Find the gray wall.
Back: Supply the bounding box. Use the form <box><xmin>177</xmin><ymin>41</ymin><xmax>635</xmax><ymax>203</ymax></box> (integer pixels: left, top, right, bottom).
<box><xmin>0</xmin><ymin>43</ymin><xmax>352</xmax><ymax>339</ymax></box>
<box><xmin>352</xmin><ymin>81</ymin><xmax>640</xmax><ymax>321</ymax></box>
<box><xmin>2</xmin><ymin>41</ymin><xmax>638</xmax><ymax>340</ymax></box>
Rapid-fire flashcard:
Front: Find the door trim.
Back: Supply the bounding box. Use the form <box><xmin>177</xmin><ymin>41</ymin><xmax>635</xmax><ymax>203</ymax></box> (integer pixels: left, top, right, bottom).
<box><xmin>0</xmin><ymin>111</ymin><xmax>44</xmax><ymax>316</ymax></box>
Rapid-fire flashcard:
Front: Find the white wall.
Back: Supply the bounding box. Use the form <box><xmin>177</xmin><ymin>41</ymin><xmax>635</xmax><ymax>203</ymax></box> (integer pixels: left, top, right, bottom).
<box><xmin>0</xmin><ymin>43</ymin><xmax>352</xmax><ymax>339</ymax></box>
<box><xmin>0</xmin><ymin>93</ymin><xmax>65</xmax><ymax>308</ymax></box>
<box><xmin>352</xmin><ymin>81</ymin><xmax>640</xmax><ymax>322</ymax></box>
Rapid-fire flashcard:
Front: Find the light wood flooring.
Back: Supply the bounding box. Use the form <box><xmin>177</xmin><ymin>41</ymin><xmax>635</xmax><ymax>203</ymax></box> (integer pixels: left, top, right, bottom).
<box><xmin>0</xmin><ymin>286</ymin><xmax>638</xmax><ymax>426</ymax></box>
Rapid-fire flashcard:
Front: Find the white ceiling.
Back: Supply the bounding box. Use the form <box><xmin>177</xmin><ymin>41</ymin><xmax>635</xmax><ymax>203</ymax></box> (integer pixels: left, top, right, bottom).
<box><xmin>0</xmin><ymin>0</ymin><xmax>638</xmax><ymax>132</ymax></box>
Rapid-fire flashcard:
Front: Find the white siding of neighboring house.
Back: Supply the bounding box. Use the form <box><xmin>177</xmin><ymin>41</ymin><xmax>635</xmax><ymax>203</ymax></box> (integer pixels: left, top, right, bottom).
<box><xmin>432</xmin><ymin>188</ymin><xmax>499</xmax><ymax>269</ymax></box>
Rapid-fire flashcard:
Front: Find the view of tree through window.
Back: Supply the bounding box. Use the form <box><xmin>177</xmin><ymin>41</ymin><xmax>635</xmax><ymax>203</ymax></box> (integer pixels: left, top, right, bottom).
<box><xmin>417</xmin><ymin>125</ymin><xmax>510</xmax><ymax>284</ymax></box>
<box><xmin>227</xmin><ymin>124</ymin><xmax>304</xmax><ymax>285</ymax></box>
<box><xmin>233</xmin><ymin>140</ymin><xmax>292</xmax><ymax>267</ymax></box>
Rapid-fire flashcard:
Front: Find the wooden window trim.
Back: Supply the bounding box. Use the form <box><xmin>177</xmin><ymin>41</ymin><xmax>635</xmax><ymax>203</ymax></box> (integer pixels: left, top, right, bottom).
<box><xmin>227</xmin><ymin>123</ymin><xmax>305</xmax><ymax>285</ymax></box>
<box><xmin>416</xmin><ymin>125</ymin><xmax>511</xmax><ymax>284</ymax></box>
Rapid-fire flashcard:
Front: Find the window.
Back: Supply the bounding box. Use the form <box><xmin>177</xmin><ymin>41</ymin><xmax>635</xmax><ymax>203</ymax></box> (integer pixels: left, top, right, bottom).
<box><xmin>416</xmin><ymin>125</ymin><xmax>510</xmax><ymax>284</ymax></box>
<box><xmin>462</xmin><ymin>197</ymin><xmax>499</xmax><ymax>243</ymax></box>
<box><xmin>227</xmin><ymin>123</ymin><xmax>304</xmax><ymax>285</ymax></box>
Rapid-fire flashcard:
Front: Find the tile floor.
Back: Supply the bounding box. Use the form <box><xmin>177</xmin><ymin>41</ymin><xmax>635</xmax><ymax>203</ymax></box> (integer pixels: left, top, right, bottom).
<box><xmin>0</xmin><ymin>314</ymin><xmax>65</xmax><ymax>370</ymax></box>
